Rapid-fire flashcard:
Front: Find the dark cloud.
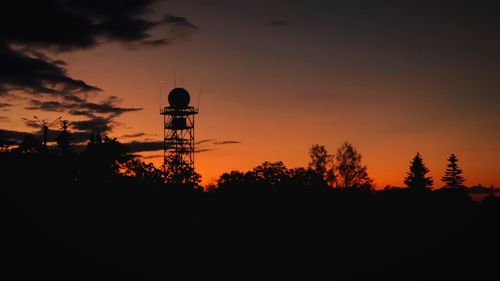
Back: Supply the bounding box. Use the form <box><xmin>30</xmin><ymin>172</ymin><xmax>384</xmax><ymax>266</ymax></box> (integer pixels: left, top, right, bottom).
<box><xmin>0</xmin><ymin>0</ymin><xmax>196</xmax><ymax>134</ymax></box>
<box><xmin>26</xmin><ymin>96</ymin><xmax>142</xmax><ymax>118</ymax></box>
<box><xmin>0</xmin><ymin>116</ymin><xmax>9</xmax><ymax>122</ymax></box>
<box><xmin>124</xmin><ymin>140</ymin><xmax>215</xmax><ymax>153</ymax></box>
<box><xmin>0</xmin><ymin>103</ymin><xmax>12</xmax><ymax>108</ymax></box>
<box><xmin>0</xmin><ymin>0</ymin><xmax>197</xmax><ymax>51</ymax></box>
<box><xmin>71</xmin><ymin>117</ymin><xmax>113</xmax><ymax>133</ymax></box>
<box><xmin>23</xmin><ymin>96</ymin><xmax>142</xmax><ymax>135</ymax></box>
<box><xmin>191</xmin><ymin>139</ymin><xmax>241</xmax><ymax>153</ymax></box>
<box><xmin>195</xmin><ymin>139</ymin><xmax>241</xmax><ymax>146</ymax></box>
<box><xmin>23</xmin><ymin>119</ymin><xmax>43</xmax><ymax>129</ymax></box>
<box><xmin>195</xmin><ymin>148</ymin><xmax>214</xmax><ymax>153</ymax></box>
<box><xmin>121</xmin><ymin>132</ymin><xmax>148</xmax><ymax>138</ymax></box>
<box><xmin>79</xmin><ymin>96</ymin><xmax>142</xmax><ymax>117</ymax></box>
<box><xmin>20</xmin><ymin>48</ymin><xmax>67</xmax><ymax>65</ymax></box>
<box><xmin>20</xmin><ymin>118</ymin><xmax>91</xmax><ymax>142</ymax></box>
<box><xmin>163</xmin><ymin>15</ymin><xmax>198</xmax><ymax>30</ymax></box>
<box><xmin>25</xmin><ymin>100</ymin><xmax>65</xmax><ymax>112</ymax></box>
<box><xmin>125</xmin><ymin>141</ymin><xmax>164</xmax><ymax>153</ymax></box>
<box><xmin>2</xmin><ymin>127</ymin><xmax>238</xmax><ymax>152</ymax></box>
<box><xmin>0</xmin><ymin>43</ymin><xmax>101</xmax><ymax>96</ymax></box>
<box><xmin>2</xmin><ymin>126</ymin><xmax>91</xmax><ymax>146</ymax></box>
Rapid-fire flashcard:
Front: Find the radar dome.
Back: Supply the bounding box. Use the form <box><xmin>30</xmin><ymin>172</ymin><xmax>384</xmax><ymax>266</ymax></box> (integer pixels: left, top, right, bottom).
<box><xmin>168</xmin><ymin>87</ymin><xmax>190</xmax><ymax>108</ymax></box>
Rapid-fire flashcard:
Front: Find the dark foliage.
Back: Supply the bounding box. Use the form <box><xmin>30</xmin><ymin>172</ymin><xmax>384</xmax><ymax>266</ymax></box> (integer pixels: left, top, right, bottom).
<box><xmin>334</xmin><ymin>142</ymin><xmax>372</xmax><ymax>189</ymax></box>
<box><xmin>442</xmin><ymin>154</ymin><xmax>466</xmax><ymax>189</ymax></box>
<box><xmin>163</xmin><ymin>153</ymin><xmax>201</xmax><ymax>187</ymax></box>
<box><xmin>1</xmin><ymin>134</ymin><xmax>499</xmax><ymax>279</ymax></box>
<box><xmin>308</xmin><ymin>144</ymin><xmax>335</xmax><ymax>186</ymax></box>
<box><xmin>405</xmin><ymin>152</ymin><xmax>434</xmax><ymax>190</ymax></box>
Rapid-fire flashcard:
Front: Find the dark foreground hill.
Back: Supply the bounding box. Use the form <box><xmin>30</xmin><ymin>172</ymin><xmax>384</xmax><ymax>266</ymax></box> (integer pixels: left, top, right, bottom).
<box><xmin>2</xmin><ymin>181</ymin><xmax>499</xmax><ymax>280</ymax></box>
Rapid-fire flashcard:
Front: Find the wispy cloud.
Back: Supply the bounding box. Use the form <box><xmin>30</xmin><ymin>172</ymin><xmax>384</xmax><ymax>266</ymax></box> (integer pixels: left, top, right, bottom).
<box><xmin>196</xmin><ymin>139</ymin><xmax>217</xmax><ymax>145</ymax></box>
<box><xmin>125</xmin><ymin>141</ymin><xmax>164</xmax><ymax>153</ymax></box>
<box><xmin>122</xmin><ymin>139</ymin><xmax>238</xmax><ymax>154</ymax></box>
<box><xmin>213</xmin><ymin>140</ymin><xmax>241</xmax><ymax>145</ymax></box>
<box><xmin>25</xmin><ymin>96</ymin><xmax>142</xmax><ymax>118</ymax></box>
<box><xmin>195</xmin><ymin>148</ymin><xmax>214</xmax><ymax>153</ymax></box>
<box><xmin>140</xmin><ymin>154</ymin><xmax>163</xmax><ymax>159</ymax></box>
<box><xmin>121</xmin><ymin>132</ymin><xmax>148</xmax><ymax>138</ymax></box>
<box><xmin>71</xmin><ymin>117</ymin><xmax>114</xmax><ymax>133</ymax></box>
<box><xmin>22</xmin><ymin>95</ymin><xmax>142</xmax><ymax>135</ymax></box>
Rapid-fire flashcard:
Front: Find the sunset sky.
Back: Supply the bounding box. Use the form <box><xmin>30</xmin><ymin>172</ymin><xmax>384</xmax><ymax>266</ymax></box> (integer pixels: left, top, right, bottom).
<box><xmin>1</xmin><ymin>0</ymin><xmax>499</xmax><ymax>187</ymax></box>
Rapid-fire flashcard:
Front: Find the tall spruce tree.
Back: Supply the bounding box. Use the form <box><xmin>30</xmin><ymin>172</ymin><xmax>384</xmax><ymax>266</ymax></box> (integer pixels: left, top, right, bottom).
<box><xmin>441</xmin><ymin>154</ymin><xmax>465</xmax><ymax>189</ymax></box>
<box><xmin>404</xmin><ymin>152</ymin><xmax>433</xmax><ymax>190</ymax></box>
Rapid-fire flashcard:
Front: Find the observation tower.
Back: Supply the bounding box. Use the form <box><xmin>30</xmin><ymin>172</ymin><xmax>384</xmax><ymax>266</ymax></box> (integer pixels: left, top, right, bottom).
<box><xmin>161</xmin><ymin>87</ymin><xmax>198</xmax><ymax>173</ymax></box>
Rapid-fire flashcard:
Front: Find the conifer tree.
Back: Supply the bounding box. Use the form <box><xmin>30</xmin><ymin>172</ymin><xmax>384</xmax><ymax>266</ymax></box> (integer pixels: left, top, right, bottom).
<box><xmin>404</xmin><ymin>152</ymin><xmax>433</xmax><ymax>190</ymax></box>
<box><xmin>441</xmin><ymin>154</ymin><xmax>465</xmax><ymax>189</ymax></box>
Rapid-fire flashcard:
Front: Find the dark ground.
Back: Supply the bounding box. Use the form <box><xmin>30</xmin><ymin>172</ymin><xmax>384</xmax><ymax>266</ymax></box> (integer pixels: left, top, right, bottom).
<box><xmin>2</xmin><ymin>181</ymin><xmax>499</xmax><ymax>280</ymax></box>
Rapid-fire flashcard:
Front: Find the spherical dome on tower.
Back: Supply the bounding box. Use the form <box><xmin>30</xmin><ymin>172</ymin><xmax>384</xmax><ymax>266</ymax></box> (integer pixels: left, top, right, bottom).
<box><xmin>168</xmin><ymin>87</ymin><xmax>190</xmax><ymax>108</ymax></box>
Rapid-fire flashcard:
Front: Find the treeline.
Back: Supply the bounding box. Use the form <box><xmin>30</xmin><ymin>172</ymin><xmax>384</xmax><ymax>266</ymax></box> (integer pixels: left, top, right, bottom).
<box><xmin>0</xmin><ymin>126</ymin><xmax>483</xmax><ymax>194</ymax></box>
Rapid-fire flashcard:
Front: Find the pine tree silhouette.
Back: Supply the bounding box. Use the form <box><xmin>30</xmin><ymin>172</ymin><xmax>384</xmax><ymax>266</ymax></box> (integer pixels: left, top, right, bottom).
<box><xmin>441</xmin><ymin>154</ymin><xmax>465</xmax><ymax>189</ymax></box>
<box><xmin>404</xmin><ymin>152</ymin><xmax>433</xmax><ymax>190</ymax></box>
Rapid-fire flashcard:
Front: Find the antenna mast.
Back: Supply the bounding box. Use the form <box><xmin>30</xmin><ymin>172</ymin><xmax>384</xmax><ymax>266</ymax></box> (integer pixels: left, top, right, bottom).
<box><xmin>24</xmin><ymin>116</ymin><xmax>63</xmax><ymax>149</ymax></box>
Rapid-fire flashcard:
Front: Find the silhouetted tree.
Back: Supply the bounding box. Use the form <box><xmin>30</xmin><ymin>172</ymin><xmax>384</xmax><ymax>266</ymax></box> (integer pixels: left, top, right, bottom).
<box><xmin>252</xmin><ymin>161</ymin><xmax>290</xmax><ymax>186</ymax></box>
<box><xmin>56</xmin><ymin>120</ymin><xmax>72</xmax><ymax>156</ymax></box>
<box><xmin>404</xmin><ymin>152</ymin><xmax>433</xmax><ymax>190</ymax></box>
<box><xmin>441</xmin><ymin>154</ymin><xmax>465</xmax><ymax>189</ymax></box>
<box><xmin>334</xmin><ymin>142</ymin><xmax>372</xmax><ymax>189</ymax></box>
<box><xmin>217</xmin><ymin>171</ymin><xmax>247</xmax><ymax>187</ymax></box>
<box><xmin>308</xmin><ymin>144</ymin><xmax>335</xmax><ymax>186</ymax></box>
<box><xmin>216</xmin><ymin>170</ymin><xmax>256</xmax><ymax>191</ymax></box>
<box><xmin>164</xmin><ymin>154</ymin><xmax>201</xmax><ymax>187</ymax></box>
<box><xmin>289</xmin><ymin>167</ymin><xmax>324</xmax><ymax>188</ymax></box>
<box><xmin>81</xmin><ymin>132</ymin><xmax>131</xmax><ymax>180</ymax></box>
<box><xmin>122</xmin><ymin>158</ymin><xmax>163</xmax><ymax>186</ymax></box>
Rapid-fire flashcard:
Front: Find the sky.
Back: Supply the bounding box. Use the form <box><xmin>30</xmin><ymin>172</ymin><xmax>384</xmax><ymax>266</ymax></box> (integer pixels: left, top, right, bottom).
<box><xmin>1</xmin><ymin>0</ymin><xmax>499</xmax><ymax>187</ymax></box>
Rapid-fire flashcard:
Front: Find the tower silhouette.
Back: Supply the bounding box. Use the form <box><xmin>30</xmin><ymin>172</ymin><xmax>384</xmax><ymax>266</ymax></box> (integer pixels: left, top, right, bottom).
<box><xmin>161</xmin><ymin>88</ymin><xmax>198</xmax><ymax>176</ymax></box>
